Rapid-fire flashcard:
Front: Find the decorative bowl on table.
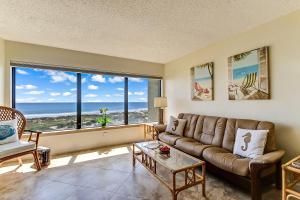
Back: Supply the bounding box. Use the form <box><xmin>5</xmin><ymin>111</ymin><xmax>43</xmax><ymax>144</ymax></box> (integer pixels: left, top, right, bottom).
<box><xmin>159</xmin><ymin>146</ymin><xmax>170</xmax><ymax>154</ymax></box>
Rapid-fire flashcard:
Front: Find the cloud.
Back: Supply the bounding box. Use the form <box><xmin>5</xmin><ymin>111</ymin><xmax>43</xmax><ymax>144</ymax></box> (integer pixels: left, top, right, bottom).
<box><xmin>16</xmin><ymin>97</ymin><xmax>38</xmax><ymax>103</ymax></box>
<box><xmin>86</xmin><ymin>99</ymin><xmax>103</xmax><ymax>102</ymax></box>
<box><xmin>48</xmin><ymin>98</ymin><xmax>56</xmax><ymax>101</ymax></box>
<box><xmin>47</xmin><ymin>70</ymin><xmax>76</xmax><ymax>83</ymax></box>
<box><xmin>139</xmin><ymin>98</ymin><xmax>147</xmax><ymax>101</ymax></box>
<box><xmin>24</xmin><ymin>90</ymin><xmax>45</xmax><ymax>95</ymax></box>
<box><xmin>105</xmin><ymin>94</ymin><xmax>111</xmax><ymax>97</ymax></box>
<box><xmin>134</xmin><ymin>91</ymin><xmax>144</xmax><ymax>95</ymax></box>
<box><xmin>114</xmin><ymin>94</ymin><xmax>123</xmax><ymax>97</ymax></box>
<box><xmin>128</xmin><ymin>91</ymin><xmax>132</xmax><ymax>95</ymax></box>
<box><xmin>82</xmin><ymin>78</ymin><xmax>87</xmax><ymax>84</ymax></box>
<box><xmin>63</xmin><ymin>92</ymin><xmax>72</xmax><ymax>96</ymax></box>
<box><xmin>108</xmin><ymin>76</ymin><xmax>124</xmax><ymax>83</ymax></box>
<box><xmin>85</xmin><ymin>94</ymin><xmax>98</xmax><ymax>98</ymax></box>
<box><xmin>117</xmin><ymin>88</ymin><xmax>124</xmax><ymax>91</ymax></box>
<box><xmin>16</xmin><ymin>84</ymin><xmax>37</xmax><ymax>90</ymax></box>
<box><xmin>16</xmin><ymin>69</ymin><xmax>28</xmax><ymax>75</ymax></box>
<box><xmin>50</xmin><ymin>92</ymin><xmax>61</xmax><ymax>96</ymax></box>
<box><xmin>33</xmin><ymin>69</ymin><xmax>43</xmax><ymax>72</ymax></box>
<box><xmin>129</xmin><ymin>77</ymin><xmax>143</xmax><ymax>82</ymax></box>
<box><xmin>91</xmin><ymin>75</ymin><xmax>106</xmax><ymax>83</ymax></box>
<box><xmin>88</xmin><ymin>84</ymin><xmax>98</xmax><ymax>90</ymax></box>
<box><xmin>70</xmin><ymin>88</ymin><xmax>77</xmax><ymax>91</ymax></box>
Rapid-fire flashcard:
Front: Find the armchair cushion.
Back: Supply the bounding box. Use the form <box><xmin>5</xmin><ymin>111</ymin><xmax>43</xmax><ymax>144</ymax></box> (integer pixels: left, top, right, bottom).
<box><xmin>249</xmin><ymin>149</ymin><xmax>285</xmax><ymax>165</ymax></box>
<box><xmin>0</xmin><ymin>119</ymin><xmax>19</xmax><ymax>145</ymax></box>
<box><xmin>0</xmin><ymin>141</ymin><xmax>35</xmax><ymax>159</ymax></box>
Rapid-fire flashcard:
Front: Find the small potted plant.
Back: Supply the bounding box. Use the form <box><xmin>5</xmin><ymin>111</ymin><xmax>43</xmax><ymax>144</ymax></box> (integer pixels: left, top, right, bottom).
<box><xmin>96</xmin><ymin>108</ymin><xmax>111</xmax><ymax>128</ymax></box>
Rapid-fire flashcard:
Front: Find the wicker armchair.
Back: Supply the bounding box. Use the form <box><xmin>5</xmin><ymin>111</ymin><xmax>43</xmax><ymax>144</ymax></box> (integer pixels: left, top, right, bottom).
<box><xmin>0</xmin><ymin>106</ymin><xmax>41</xmax><ymax>170</ymax></box>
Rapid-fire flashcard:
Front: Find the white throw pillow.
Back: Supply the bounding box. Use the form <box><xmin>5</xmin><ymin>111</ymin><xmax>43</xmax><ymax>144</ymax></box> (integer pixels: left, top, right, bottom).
<box><xmin>166</xmin><ymin>116</ymin><xmax>187</xmax><ymax>136</ymax></box>
<box><xmin>0</xmin><ymin>119</ymin><xmax>19</xmax><ymax>145</ymax></box>
<box><xmin>233</xmin><ymin>128</ymin><xmax>268</xmax><ymax>159</ymax></box>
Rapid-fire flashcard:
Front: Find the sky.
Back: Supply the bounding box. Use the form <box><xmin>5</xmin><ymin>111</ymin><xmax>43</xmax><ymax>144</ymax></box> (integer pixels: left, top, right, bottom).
<box><xmin>15</xmin><ymin>67</ymin><xmax>148</xmax><ymax>103</ymax></box>
<box><xmin>194</xmin><ymin>66</ymin><xmax>211</xmax><ymax>79</ymax></box>
<box><xmin>232</xmin><ymin>49</ymin><xmax>259</xmax><ymax>69</ymax></box>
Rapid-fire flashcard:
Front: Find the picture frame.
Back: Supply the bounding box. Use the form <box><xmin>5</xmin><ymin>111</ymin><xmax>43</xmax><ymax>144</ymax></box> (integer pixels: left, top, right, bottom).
<box><xmin>191</xmin><ymin>62</ymin><xmax>214</xmax><ymax>101</ymax></box>
<box><xmin>228</xmin><ymin>46</ymin><xmax>270</xmax><ymax>100</ymax></box>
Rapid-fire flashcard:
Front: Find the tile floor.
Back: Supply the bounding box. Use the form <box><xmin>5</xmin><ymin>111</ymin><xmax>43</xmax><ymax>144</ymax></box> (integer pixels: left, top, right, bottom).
<box><xmin>0</xmin><ymin>144</ymin><xmax>281</xmax><ymax>200</ymax></box>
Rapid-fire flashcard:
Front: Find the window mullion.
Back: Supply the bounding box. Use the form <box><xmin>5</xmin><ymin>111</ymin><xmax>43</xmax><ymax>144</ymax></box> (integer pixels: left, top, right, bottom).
<box><xmin>77</xmin><ymin>73</ymin><xmax>82</xmax><ymax>129</ymax></box>
<box><xmin>12</xmin><ymin>67</ymin><xmax>16</xmax><ymax>108</ymax></box>
<box><xmin>124</xmin><ymin>77</ymin><xmax>128</xmax><ymax>124</ymax></box>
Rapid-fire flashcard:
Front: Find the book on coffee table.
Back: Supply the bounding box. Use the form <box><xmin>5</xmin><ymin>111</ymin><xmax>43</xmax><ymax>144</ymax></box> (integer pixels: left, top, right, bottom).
<box><xmin>144</xmin><ymin>142</ymin><xmax>161</xmax><ymax>150</ymax></box>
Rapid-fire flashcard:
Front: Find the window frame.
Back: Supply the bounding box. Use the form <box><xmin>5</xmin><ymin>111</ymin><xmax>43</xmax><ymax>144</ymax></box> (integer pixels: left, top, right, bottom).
<box><xmin>11</xmin><ymin>62</ymin><xmax>162</xmax><ymax>130</ymax></box>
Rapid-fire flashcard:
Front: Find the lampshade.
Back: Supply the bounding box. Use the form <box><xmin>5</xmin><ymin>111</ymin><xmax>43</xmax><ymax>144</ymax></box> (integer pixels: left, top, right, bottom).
<box><xmin>154</xmin><ymin>97</ymin><xmax>167</xmax><ymax>108</ymax></box>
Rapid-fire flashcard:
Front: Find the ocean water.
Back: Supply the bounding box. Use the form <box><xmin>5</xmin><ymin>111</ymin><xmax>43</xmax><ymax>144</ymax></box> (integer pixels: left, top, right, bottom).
<box><xmin>16</xmin><ymin>102</ymin><xmax>148</xmax><ymax>118</ymax></box>
<box><xmin>233</xmin><ymin>64</ymin><xmax>259</xmax><ymax>80</ymax></box>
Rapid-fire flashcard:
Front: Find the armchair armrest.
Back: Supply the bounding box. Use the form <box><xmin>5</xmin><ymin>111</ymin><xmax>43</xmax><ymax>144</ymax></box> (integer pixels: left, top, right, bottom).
<box><xmin>154</xmin><ymin>124</ymin><xmax>167</xmax><ymax>134</ymax></box>
<box><xmin>24</xmin><ymin>130</ymin><xmax>42</xmax><ymax>148</ymax></box>
<box><xmin>250</xmin><ymin>149</ymin><xmax>285</xmax><ymax>165</ymax></box>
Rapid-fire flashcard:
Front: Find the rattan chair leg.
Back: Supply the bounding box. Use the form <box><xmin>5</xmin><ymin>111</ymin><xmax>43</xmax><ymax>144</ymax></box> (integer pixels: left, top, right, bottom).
<box><xmin>33</xmin><ymin>150</ymin><xmax>41</xmax><ymax>171</ymax></box>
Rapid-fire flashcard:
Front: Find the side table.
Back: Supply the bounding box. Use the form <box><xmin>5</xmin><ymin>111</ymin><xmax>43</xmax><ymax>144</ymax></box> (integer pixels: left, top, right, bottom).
<box><xmin>143</xmin><ymin>123</ymin><xmax>159</xmax><ymax>141</ymax></box>
<box><xmin>37</xmin><ymin>146</ymin><xmax>51</xmax><ymax>167</ymax></box>
<box><xmin>282</xmin><ymin>155</ymin><xmax>300</xmax><ymax>200</ymax></box>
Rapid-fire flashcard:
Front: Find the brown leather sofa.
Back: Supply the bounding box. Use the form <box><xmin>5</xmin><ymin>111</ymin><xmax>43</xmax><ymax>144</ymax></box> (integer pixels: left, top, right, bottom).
<box><xmin>155</xmin><ymin>113</ymin><xmax>285</xmax><ymax>200</ymax></box>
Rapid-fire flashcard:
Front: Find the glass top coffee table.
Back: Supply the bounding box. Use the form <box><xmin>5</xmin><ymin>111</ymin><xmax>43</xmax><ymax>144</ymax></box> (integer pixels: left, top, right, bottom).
<box><xmin>132</xmin><ymin>141</ymin><xmax>206</xmax><ymax>200</ymax></box>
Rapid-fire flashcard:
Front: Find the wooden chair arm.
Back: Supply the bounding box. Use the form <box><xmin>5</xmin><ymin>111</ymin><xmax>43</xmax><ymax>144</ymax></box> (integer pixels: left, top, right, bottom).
<box><xmin>24</xmin><ymin>130</ymin><xmax>42</xmax><ymax>147</ymax></box>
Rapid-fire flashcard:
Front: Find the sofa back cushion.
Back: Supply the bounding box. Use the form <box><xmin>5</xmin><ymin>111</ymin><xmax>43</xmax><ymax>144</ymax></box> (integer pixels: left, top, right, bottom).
<box><xmin>223</xmin><ymin>119</ymin><xmax>276</xmax><ymax>153</ymax></box>
<box><xmin>176</xmin><ymin>113</ymin><xmax>276</xmax><ymax>153</ymax></box>
<box><xmin>177</xmin><ymin>113</ymin><xmax>199</xmax><ymax>138</ymax></box>
<box><xmin>193</xmin><ymin>116</ymin><xmax>227</xmax><ymax>146</ymax></box>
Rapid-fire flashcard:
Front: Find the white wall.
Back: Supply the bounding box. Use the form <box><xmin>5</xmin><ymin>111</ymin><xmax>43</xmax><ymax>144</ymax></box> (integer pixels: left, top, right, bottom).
<box><xmin>37</xmin><ymin>126</ymin><xmax>143</xmax><ymax>155</ymax></box>
<box><xmin>0</xmin><ymin>38</ymin><xmax>5</xmax><ymax>105</ymax></box>
<box><xmin>164</xmin><ymin>11</ymin><xmax>300</xmax><ymax>160</ymax></box>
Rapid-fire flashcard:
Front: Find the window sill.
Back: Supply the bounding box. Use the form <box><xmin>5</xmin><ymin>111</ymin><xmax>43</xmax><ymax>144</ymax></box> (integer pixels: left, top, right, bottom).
<box><xmin>23</xmin><ymin>124</ymin><xmax>143</xmax><ymax>138</ymax></box>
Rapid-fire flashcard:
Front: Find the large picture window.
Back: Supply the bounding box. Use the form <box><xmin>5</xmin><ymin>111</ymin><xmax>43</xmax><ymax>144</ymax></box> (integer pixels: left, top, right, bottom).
<box><xmin>12</xmin><ymin>64</ymin><xmax>161</xmax><ymax>132</ymax></box>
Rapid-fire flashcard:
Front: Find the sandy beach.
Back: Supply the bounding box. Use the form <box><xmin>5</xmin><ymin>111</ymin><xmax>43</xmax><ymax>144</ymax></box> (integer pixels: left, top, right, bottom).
<box><xmin>25</xmin><ymin>111</ymin><xmax>149</xmax><ymax>132</ymax></box>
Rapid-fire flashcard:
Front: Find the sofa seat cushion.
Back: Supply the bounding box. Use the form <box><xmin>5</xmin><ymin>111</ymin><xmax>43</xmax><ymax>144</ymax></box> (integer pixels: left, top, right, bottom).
<box><xmin>175</xmin><ymin>137</ymin><xmax>211</xmax><ymax>157</ymax></box>
<box><xmin>158</xmin><ymin>132</ymin><xmax>181</xmax><ymax>145</ymax></box>
<box><xmin>203</xmin><ymin>147</ymin><xmax>251</xmax><ymax>176</ymax></box>
<box><xmin>0</xmin><ymin>141</ymin><xmax>35</xmax><ymax>159</ymax></box>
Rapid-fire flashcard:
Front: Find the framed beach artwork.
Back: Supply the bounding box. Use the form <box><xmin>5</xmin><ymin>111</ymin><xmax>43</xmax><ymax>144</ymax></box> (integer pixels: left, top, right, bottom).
<box><xmin>228</xmin><ymin>46</ymin><xmax>270</xmax><ymax>100</ymax></box>
<box><xmin>191</xmin><ymin>62</ymin><xmax>214</xmax><ymax>101</ymax></box>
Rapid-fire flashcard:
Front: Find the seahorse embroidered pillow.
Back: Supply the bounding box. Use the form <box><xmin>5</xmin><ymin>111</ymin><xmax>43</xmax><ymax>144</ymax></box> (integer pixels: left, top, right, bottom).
<box><xmin>0</xmin><ymin>119</ymin><xmax>19</xmax><ymax>145</ymax></box>
<box><xmin>233</xmin><ymin>128</ymin><xmax>268</xmax><ymax>159</ymax></box>
<box><xmin>165</xmin><ymin>116</ymin><xmax>187</xmax><ymax>136</ymax></box>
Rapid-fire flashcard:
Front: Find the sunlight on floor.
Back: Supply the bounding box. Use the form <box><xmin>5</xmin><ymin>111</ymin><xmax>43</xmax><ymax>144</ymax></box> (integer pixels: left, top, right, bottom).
<box><xmin>74</xmin><ymin>146</ymin><xmax>130</xmax><ymax>163</ymax></box>
<box><xmin>0</xmin><ymin>146</ymin><xmax>131</xmax><ymax>175</ymax></box>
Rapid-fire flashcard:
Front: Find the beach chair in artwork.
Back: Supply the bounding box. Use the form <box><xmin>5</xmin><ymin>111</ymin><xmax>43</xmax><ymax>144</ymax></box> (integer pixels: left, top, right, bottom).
<box><xmin>0</xmin><ymin>106</ymin><xmax>42</xmax><ymax>170</ymax></box>
<box><xmin>240</xmin><ymin>72</ymin><xmax>257</xmax><ymax>95</ymax></box>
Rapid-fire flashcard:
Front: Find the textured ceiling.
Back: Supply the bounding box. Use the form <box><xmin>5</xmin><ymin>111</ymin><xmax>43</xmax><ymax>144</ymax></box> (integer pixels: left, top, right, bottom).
<box><xmin>0</xmin><ymin>0</ymin><xmax>300</xmax><ymax>63</ymax></box>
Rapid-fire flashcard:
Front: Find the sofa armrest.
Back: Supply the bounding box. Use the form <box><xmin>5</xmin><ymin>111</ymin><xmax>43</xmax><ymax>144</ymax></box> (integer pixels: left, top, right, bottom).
<box><xmin>154</xmin><ymin>124</ymin><xmax>167</xmax><ymax>134</ymax></box>
<box><xmin>250</xmin><ymin>149</ymin><xmax>285</xmax><ymax>165</ymax></box>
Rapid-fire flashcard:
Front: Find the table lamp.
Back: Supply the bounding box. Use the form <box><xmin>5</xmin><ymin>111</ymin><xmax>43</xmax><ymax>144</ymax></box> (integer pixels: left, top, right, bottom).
<box><xmin>154</xmin><ymin>97</ymin><xmax>167</xmax><ymax>124</ymax></box>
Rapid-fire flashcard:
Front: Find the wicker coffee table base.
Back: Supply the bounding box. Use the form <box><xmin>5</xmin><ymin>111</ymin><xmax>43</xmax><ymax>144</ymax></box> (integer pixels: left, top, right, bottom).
<box><xmin>132</xmin><ymin>144</ymin><xmax>206</xmax><ymax>200</ymax></box>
